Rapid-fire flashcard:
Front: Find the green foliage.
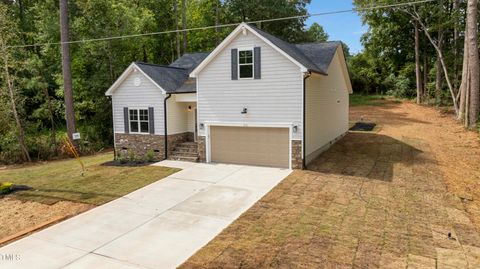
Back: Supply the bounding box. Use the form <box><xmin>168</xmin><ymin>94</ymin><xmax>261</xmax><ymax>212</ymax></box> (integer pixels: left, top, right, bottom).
<box><xmin>127</xmin><ymin>149</ymin><xmax>136</xmax><ymax>163</ymax></box>
<box><xmin>0</xmin><ymin>0</ymin><xmax>331</xmax><ymax>164</ymax></box>
<box><xmin>303</xmin><ymin>23</ymin><xmax>329</xmax><ymax>42</ymax></box>
<box><xmin>0</xmin><ymin>182</ymin><xmax>13</xmax><ymax>194</ymax></box>
<box><xmin>349</xmin><ymin>94</ymin><xmax>386</xmax><ymax>107</ymax></box>
<box><xmin>145</xmin><ymin>149</ymin><xmax>155</xmax><ymax>162</ymax></box>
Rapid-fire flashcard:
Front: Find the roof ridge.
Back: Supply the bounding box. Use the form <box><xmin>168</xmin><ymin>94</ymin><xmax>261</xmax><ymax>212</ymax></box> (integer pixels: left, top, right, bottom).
<box><xmin>135</xmin><ymin>62</ymin><xmax>187</xmax><ymax>70</ymax></box>
<box><xmin>295</xmin><ymin>41</ymin><xmax>342</xmax><ymax>45</ymax></box>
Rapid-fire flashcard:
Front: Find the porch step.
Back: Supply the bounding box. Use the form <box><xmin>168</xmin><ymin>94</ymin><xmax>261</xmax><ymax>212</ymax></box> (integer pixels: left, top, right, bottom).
<box><xmin>169</xmin><ymin>155</ymin><xmax>199</xmax><ymax>162</ymax></box>
<box><xmin>169</xmin><ymin>142</ymin><xmax>199</xmax><ymax>163</ymax></box>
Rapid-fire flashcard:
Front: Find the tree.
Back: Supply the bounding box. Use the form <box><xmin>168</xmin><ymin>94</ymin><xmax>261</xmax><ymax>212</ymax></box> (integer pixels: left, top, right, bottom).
<box><xmin>415</xmin><ymin>21</ymin><xmax>423</xmax><ymax>104</ymax></box>
<box><xmin>182</xmin><ymin>0</ymin><xmax>187</xmax><ymax>53</ymax></box>
<box><xmin>461</xmin><ymin>0</ymin><xmax>479</xmax><ymax>128</ymax></box>
<box><xmin>0</xmin><ymin>4</ymin><xmax>31</xmax><ymax>162</ymax></box>
<box><xmin>304</xmin><ymin>22</ymin><xmax>328</xmax><ymax>42</ymax></box>
<box><xmin>59</xmin><ymin>0</ymin><xmax>77</xmax><ymax>142</ymax></box>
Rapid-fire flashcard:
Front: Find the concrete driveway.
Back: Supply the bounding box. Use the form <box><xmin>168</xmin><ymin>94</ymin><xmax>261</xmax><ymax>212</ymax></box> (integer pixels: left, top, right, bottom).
<box><xmin>0</xmin><ymin>161</ymin><xmax>291</xmax><ymax>269</ymax></box>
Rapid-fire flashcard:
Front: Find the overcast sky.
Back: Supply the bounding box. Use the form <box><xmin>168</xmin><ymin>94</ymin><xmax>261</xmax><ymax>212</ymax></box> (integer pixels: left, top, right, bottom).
<box><xmin>306</xmin><ymin>0</ymin><xmax>367</xmax><ymax>54</ymax></box>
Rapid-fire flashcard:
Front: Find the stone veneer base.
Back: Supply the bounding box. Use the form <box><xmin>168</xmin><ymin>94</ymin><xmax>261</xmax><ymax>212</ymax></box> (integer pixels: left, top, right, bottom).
<box><xmin>115</xmin><ymin>132</ymin><xmax>193</xmax><ymax>161</ymax></box>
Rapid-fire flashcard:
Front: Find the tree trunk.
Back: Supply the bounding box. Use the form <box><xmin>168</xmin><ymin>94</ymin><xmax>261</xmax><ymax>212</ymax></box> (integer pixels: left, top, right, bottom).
<box><xmin>43</xmin><ymin>87</ymin><xmax>57</xmax><ymax>148</ymax></box>
<box><xmin>435</xmin><ymin>31</ymin><xmax>444</xmax><ymax>105</ymax></box>
<box><xmin>181</xmin><ymin>0</ymin><xmax>187</xmax><ymax>53</ymax></box>
<box><xmin>215</xmin><ymin>0</ymin><xmax>220</xmax><ymax>45</ymax></box>
<box><xmin>59</xmin><ymin>0</ymin><xmax>77</xmax><ymax>142</ymax></box>
<box><xmin>459</xmin><ymin>28</ymin><xmax>469</xmax><ymax>121</ymax></box>
<box><xmin>412</xmin><ymin>11</ymin><xmax>459</xmax><ymax>115</ymax></box>
<box><xmin>423</xmin><ymin>47</ymin><xmax>428</xmax><ymax>101</ymax></box>
<box><xmin>453</xmin><ymin>0</ymin><xmax>460</xmax><ymax>93</ymax></box>
<box><xmin>415</xmin><ymin>22</ymin><xmax>423</xmax><ymax>104</ymax></box>
<box><xmin>467</xmin><ymin>0</ymin><xmax>479</xmax><ymax>128</ymax></box>
<box><xmin>2</xmin><ymin>54</ymin><xmax>31</xmax><ymax>162</ymax></box>
<box><xmin>173</xmin><ymin>0</ymin><xmax>180</xmax><ymax>58</ymax></box>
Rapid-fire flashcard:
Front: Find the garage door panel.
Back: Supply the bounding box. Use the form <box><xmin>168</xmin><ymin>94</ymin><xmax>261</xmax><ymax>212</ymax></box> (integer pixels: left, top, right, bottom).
<box><xmin>210</xmin><ymin>126</ymin><xmax>289</xmax><ymax>168</ymax></box>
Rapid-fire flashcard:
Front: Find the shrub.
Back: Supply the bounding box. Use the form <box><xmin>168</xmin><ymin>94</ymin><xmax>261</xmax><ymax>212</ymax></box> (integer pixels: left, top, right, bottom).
<box><xmin>0</xmin><ymin>182</ymin><xmax>13</xmax><ymax>194</ymax></box>
<box><xmin>128</xmin><ymin>149</ymin><xmax>136</xmax><ymax>162</ymax></box>
<box><xmin>145</xmin><ymin>149</ymin><xmax>155</xmax><ymax>162</ymax></box>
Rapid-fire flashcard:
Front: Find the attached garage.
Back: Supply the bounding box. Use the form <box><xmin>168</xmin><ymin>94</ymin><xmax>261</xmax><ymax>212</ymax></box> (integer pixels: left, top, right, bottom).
<box><xmin>210</xmin><ymin>126</ymin><xmax>290</xmax><ymax>168</ymax></box>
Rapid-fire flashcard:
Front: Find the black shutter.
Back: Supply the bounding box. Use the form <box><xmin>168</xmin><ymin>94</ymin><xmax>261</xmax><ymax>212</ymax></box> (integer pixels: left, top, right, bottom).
<box><xmin>254</xmin><ymin>47</ymin><xmax>261</xmax><ymax>79</ymax></box>
<box><xmin>123</xmin><ymin>107</ymin><xmax>129</xmax><ymax>134</ymax></box>
<box><xmin>231</xmin><ymin>48</ymin><xmax>238</xmax><ymax>80</ymax></box>
<box><xmin>148</xmin><ymin>107</ymin><xmax>155</xmax><ymax>134</ymax></box>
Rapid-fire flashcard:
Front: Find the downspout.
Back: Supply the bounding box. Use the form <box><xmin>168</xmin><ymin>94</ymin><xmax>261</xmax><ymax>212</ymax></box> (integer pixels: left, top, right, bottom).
<box><xmin>303</xmin><ymin>72</ymin><xmax>311</xmax><ymax>169</ymax></box>
<box><xmin>163</xmin><ymin>93</ymin><xmax>172</xmax><ymax>160</ymax></box>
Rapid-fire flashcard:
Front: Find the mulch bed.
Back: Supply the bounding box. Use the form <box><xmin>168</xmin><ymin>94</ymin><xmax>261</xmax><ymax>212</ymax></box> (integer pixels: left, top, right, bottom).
<box><xmin>349</xmin><ymin>122</ymin><xmax>376</xmax><ymax>131</ymax></box>
<box><xmin>101</xmin><ymin>161</ymin><xmax>157</xmax><ymax>167</ymax></box>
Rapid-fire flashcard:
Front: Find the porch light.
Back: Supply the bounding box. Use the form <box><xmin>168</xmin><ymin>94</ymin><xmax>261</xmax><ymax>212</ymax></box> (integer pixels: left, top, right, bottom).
<box><xmin>293</xmin><ymin>125</ymin><xmax>298</xmax><ymax>133</ymax></box>
<box><xmin>241</xmin><ymin>107</ymin><xmax>248</xmax><ymax>114</ymax></box>
<box><xmin>188</xmin><ymin>105</ymin><xmax>192</xmax><ymax>111</ymax></box>
<box><xmin>199</xmin><ymin>123</ymin><xmax>204</xmax><ymax>130</ymax></box>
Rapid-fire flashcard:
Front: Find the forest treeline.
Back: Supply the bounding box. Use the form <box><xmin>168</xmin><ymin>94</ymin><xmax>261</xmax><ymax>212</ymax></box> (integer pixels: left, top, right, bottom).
<box><xmin>0</xmin><ymin>0</ymin><xmax>478</xmax><ymax>164</ymax></box>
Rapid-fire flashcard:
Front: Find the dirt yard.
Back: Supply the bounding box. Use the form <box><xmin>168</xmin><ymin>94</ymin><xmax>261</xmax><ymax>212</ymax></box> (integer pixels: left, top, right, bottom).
<box><xmin>0</xmin><ymin>198</ymin><xmax>94</xmax><ymax>245</ymax></box>
<box><xmin>180</xmin><ymin>100</ymin><xmax>480</xmax><ymax>269</ymax></box>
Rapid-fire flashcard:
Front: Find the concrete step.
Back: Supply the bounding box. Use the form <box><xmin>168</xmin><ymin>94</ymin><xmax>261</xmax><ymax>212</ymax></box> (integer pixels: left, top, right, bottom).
<box><xmin>170</xmin><ymin>151</ymin><xmax>198</xmax><ymax>158</ymax></box>
<box><xmin>174</xmin><ymin>147</ymin><xmax>197</xmax><ymax>153</ymax></box>
<box><xmin>169</xmin><ymin>155</ymin><xmax>199</xmax><ymax>162</ymax></box>
<box><xmin>176</xmin><ymin>142</ymin><xmax>198</xmax><ymax>149</ymax></box>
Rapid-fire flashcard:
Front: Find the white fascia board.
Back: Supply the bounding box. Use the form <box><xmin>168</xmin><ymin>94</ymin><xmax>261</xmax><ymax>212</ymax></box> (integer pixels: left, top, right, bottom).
<box><xmin>189</xmin><ymin>22</ymin><xmax>308</xmax><ymax>77</ymax></box>
<box><xmin>105</xmin><ymin>63</ymin><xmax>167</xmax><ymax>96</ymax></box>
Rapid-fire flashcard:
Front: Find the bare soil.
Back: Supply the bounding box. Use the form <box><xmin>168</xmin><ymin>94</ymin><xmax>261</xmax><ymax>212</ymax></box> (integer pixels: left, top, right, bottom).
<box><xmin>0</xmin><ymin>197</ymin><xmax>94</xmax><ymax>244</ymax></box>
<box><xmin>180</xmin><ymin>100</ymin><xmax>480</xmax><ymax>269</ymax></box>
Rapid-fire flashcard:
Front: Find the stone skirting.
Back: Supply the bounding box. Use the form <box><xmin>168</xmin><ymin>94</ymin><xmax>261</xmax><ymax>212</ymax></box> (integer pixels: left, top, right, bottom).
<box><xmin>115</xmin><ymin>132</ymin><xmax>193</xmax><ymax>161</ymax></box>
<box><xmin>291</xmin><ymin>140</ymin><xmax>303</xmax><ymax>169</ymax></box>
<box><xmin>197</xmin><ymin>136</ymin><xmax>206</xmax><ymax>162</ymax></box>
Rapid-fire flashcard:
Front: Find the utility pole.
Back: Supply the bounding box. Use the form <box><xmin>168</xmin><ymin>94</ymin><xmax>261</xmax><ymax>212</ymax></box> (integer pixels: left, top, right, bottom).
<box><xmin>59</xmin><ymin>0</ymin><xmax>77</xmax><ymax>142</ymax></box>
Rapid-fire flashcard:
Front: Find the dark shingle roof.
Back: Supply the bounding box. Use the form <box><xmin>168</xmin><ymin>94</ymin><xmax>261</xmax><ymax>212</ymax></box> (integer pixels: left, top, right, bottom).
<box><xmin>295</xmin><ymin>42</ymin><xmax>341</xmax><ymax>74</ymax></box>
<box><xmin>170</xmin><ymin>52</ymin><xmax>210</xmax><ymax>72</ymax></box>
<box><xmin>249</xmin><ymin>25</ymin><xmax>340</xmax><ymax>75</ymax></box>
<box><xmin>135</xmin><ymin>29</ymin><xmax>342</xmax><ymax>93</ymax></box>
<box><xmin>134</xmin><ymin>52</ymin><xmax>209</xmax><ymax>93</ymax></box>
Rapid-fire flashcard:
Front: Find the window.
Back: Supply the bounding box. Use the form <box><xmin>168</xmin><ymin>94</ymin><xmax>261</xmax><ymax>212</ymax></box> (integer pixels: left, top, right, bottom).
<box><xmin>129</xmin><ymin>109</ymin><xmax>149</xmax><ymax>133</ymax></box>
<box><xmin>238</xmin><ymin>49</ymin><xmax>253</xmax><ymax>78</ymax></box>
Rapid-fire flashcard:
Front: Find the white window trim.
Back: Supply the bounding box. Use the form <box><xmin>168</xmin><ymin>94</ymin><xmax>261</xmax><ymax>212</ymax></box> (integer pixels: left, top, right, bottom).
<box><xmin>238</xmin><ymin>48</ymin><xmax>254</xmax><ymax>80</ymax></box>
<box><xmin>128</xmin><ymin>108</ymin><xmax>150</xmax><ymax>134</ymax></box>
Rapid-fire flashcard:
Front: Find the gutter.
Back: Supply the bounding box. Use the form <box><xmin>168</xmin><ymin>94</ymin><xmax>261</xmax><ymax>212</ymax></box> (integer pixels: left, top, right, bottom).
<box><xmin>163</xmin><ymin>93</ymin><xmax>172</xmax><ymax>160</ymax></box>
<box><xmin>302</xmin><ymin>72</ymin><xmax>311</xmax><ymax>169</ymax></box>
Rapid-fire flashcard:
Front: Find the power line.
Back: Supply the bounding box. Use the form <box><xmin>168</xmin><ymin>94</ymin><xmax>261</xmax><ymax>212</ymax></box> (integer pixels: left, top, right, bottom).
<box><xmin>7</xmin><ymin>0</ymin><xmax>435</xmax><ymax>49</ymax></box>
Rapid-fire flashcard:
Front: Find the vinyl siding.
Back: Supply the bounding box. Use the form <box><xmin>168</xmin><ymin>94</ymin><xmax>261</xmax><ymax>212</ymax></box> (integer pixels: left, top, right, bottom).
<box><xmin>112</xmin><ymin>70</ymin><xmax>165</xmax><ymax>134</ymax></box>
<box><xmin>305</xmin><ymin>48</ymin><xmax>349</xmax><ymax>164</ymax></box>
<box><xmin>167</xmin><ymin>96</ymin><xmax>194</xmax><ymax>134</ymax></box>
<box><xmin>196</xmin><ymin>29</ymin><xmax>303</xmax><ymax>140</ymax></box>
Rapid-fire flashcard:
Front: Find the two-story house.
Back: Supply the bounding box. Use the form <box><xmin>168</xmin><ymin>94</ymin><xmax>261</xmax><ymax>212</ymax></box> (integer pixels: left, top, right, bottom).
<box><xmin>105</xmin><ymin>22</ymin><xmax>352</xmax><ymax>169</ymax></box>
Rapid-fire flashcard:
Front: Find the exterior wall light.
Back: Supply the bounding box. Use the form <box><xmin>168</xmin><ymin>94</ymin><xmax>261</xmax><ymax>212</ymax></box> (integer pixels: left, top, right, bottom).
<box><xmin>199</xmin><ymin>123</ymin><xmax>204</xmax><ymax>130</ymax></box>
<box><xmin>293</xmin><ymin>125</ymin><xmax>298</xmax><ymax>133</ymax></box>
<box><xmin>188</xmin><ymin>105</ymin><xmax>192</xmax><ymax>111</ymax></box>
<box><xmin>241</xmin><ymin>107</ymin><xmax>248</xmax><ymax>114</ymax></box>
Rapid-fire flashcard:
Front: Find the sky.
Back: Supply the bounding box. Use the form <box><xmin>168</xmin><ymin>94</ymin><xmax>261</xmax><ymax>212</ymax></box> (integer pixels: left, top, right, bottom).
<box><xmin>306</xmin><ymin>0</ymin><xmax>367</xmax><ymax>54</ymax></box>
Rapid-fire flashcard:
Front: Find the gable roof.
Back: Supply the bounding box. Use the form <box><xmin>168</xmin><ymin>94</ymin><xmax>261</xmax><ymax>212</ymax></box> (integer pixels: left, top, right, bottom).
<box><xmin>190</xmin><ymin>22</ymin><xmax>343</xmax><ymax>77</ymax></box>
<box><xmin>295</xmin><ymin>42</ymin><xmax>341</xmax><ymax>74</ymax></box>
<box><xmin>105</xmin><ymin>52</ymin><xmax>209</xmax><ymax>95</ymax></box>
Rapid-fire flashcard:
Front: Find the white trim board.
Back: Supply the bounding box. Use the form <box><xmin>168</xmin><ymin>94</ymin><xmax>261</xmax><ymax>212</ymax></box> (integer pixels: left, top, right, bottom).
<box><xmin>189</xmin><ymin>22</ymin><xmax>308</xmax><ymax>78</ymax></box>
<box><xmin>105</xmin><ymin>63</ymin><xmax>167</xmax><ymax>96</ymax></box>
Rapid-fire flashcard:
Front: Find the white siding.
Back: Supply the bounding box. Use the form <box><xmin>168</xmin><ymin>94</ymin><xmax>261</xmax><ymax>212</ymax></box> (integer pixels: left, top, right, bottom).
<box><xmin>186</xmin><ymin>105</ymin><xmax>196</xmax><ymax>132</ymax></box>
<box><xmin>196</xmin><ymin>29</ymin><xmax>303</xmax><ymax>140</ymax></box>
<box><xmin>112</xmin><ymin>70</ymin><xmax>165</xmax><ymax>134</ymax></box>
<box><xmin>305</xmin><ymin>48</ymin><xmax>349</xmax><ymax>164</ymax></box>
<box><xmin>167</xmin><ymin>96</ymin><xmax>192</xmax><ymax>134</ymax></box>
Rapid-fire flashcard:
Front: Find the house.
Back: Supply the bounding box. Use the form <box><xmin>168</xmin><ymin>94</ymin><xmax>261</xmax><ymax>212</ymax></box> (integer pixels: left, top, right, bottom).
<box><xmin>105</xmin><ymin>22</ymin><xmax>353</xmax><ymax>169</ymax></box>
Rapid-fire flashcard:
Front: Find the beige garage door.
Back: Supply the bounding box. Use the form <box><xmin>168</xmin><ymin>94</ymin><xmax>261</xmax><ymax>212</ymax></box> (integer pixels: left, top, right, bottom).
<box><xmin>210</xmin><ymin>126</ymin><xmax>290</xmax><ymax>168</ymax></box>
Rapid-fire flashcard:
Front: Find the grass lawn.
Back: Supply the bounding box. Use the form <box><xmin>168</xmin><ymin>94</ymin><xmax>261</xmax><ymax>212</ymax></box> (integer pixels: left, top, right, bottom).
<box><xmin>0</xmin><ymin>152</ymin><xmax>179</xmax><ymax>205</ymax></box>
<box><xmin>349</xmin><ymin>94</ymin><xmax>391</xmax><ymax>106</ymax></box>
